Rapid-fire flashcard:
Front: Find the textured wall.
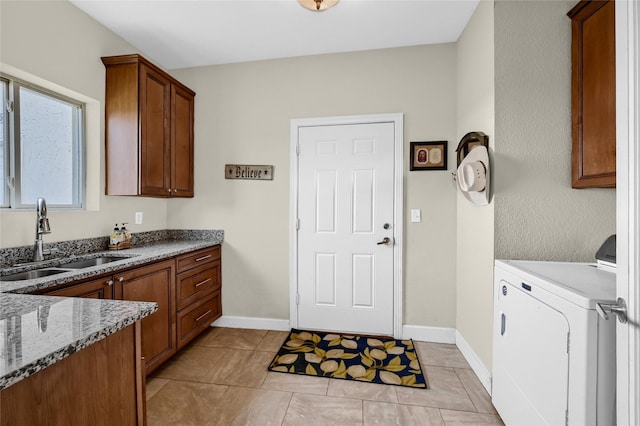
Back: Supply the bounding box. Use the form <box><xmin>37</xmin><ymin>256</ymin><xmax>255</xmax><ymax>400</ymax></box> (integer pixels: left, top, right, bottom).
<box><xmin>494</xmin><ymin>0</ymin><xmax>616</xmax><ymax>262</ymax></box>
<box><xmin>456</xmin><ymin>0</ymin><xmax>495</xmax><ymax>371</ymax></box>
<box><xmin>0</xmin><ymin>1</ymin><xmax>169</xmax><ymax>249</ymax></box>
<box><xmin>170</xmin><ymin>45</ymin><xmax>459</xmax><ymax>325</ymax></box>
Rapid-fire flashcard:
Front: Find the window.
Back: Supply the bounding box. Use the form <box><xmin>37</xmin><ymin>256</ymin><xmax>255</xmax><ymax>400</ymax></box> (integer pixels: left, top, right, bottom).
<box><xmin>1</xmin><ymin>75</ymin><xmax>84</xmax><ymax>209</ymax></box>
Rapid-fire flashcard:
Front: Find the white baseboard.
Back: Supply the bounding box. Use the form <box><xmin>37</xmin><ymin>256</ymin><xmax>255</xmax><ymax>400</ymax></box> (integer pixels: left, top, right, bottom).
<box><xmin>211</xmin><ymin>315</ymin><xmax>290</xmax><ymax>331</ymax></box>
<box><xmin>455</xmin><ymin>330</ymin><xmax>492</xmax><ymax>394</ymax></box>
<box><xmin>402</xmin><ymin>325</ymin><xmax>456</xmax><ymax>343</ymax></box>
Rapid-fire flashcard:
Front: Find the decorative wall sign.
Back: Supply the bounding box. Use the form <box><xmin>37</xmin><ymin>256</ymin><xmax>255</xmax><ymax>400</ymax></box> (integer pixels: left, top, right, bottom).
<box><xmin>409</xmin><ymin>141</ymin><xmax>448</xmax><ymax>171</ymax></box>
<box><xmin>225</xmin><ymin>164</ymin><xmax>274</xmax><ymax>180</ymax></box>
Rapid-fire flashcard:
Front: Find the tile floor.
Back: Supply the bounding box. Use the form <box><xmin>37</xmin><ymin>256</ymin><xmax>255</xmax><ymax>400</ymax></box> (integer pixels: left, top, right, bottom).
<box><xmin>147</xmin><ymin>327</ymin><xmax>504</xmax><ymax>425</ymax></box>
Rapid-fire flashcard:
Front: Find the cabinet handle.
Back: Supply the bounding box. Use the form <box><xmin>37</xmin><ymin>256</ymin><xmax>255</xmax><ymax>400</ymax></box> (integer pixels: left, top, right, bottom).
<box><xmin>118</xmin><ymin>277</ymin><xmax>124</xmax><ymax>283</ymax></box>
<box><xmin>195</xmin><ymin>255</ymin><xmax>212</xmax><ymax>262</ymax></box>
<box><xmin>167</xmin><ymin>188</ymin><xmax>172</xmax><ymax>193</ymax></box>
<box><xmin>195</xmin><ymin>310</ymin><xmax>212</xmax><ymax>323</ymax></box>
<box><xmin>106</xmin><ymin>280</ymin><xmax>114</xmax><ymax>286</ymax></box>
<box><xmin>174</xmin><ymin>189</ymin><xmax>178</xmax><ymax>192</ymax></box>
<box><xmin>195</xmin><ymin>278</ymin><xmax>212</xmax><ymax>288</ymax></box>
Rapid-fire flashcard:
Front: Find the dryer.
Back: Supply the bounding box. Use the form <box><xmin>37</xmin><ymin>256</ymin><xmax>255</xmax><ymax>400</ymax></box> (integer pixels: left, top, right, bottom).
<box><xmin>492</xmin><ymin>260</ymin><xmax>616</xmax><ymax>426</ymax></box>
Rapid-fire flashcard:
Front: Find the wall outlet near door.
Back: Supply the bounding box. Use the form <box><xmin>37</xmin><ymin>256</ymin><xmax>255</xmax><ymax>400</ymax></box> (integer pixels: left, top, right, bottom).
<box><xmin>410</xmin><ymin>209</ymin><xmax>422</xmax><ymax>223</ymax></box>
<box><xmin>135</xmin><ymin>212</ymin><xmax>143</xmax><ymax>225</ymax></box>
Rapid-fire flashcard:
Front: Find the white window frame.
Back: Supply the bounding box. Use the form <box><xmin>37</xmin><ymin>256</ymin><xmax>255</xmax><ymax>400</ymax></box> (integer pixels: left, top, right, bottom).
<box><xmin>1</xmin><ymin>73</ymin><xmax>86</xmax><ymax>210</ymax></box>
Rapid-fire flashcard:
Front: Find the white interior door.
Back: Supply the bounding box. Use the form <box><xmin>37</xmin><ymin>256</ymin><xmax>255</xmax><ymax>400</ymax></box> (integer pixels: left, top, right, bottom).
<box><xmin>295</xmin><ymin>121</ymin><xmax>396</xmax><ymax>336</ymax></box>
<box><xmin>616</xmin><ymin>1</ymin><xmax>639</xmax><ymax>424</ymax></box>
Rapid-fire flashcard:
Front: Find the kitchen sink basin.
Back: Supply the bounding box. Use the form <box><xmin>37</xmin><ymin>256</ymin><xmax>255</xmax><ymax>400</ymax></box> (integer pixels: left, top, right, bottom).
<box><xmin>61</xmin><ymin>256</ymin><xmax>129</xmax><ymax>269</ymax></box>
<box><xmin>0</xmin><ymin>269</ymin><xmax>67</xmax><ymax>281</ymax></box>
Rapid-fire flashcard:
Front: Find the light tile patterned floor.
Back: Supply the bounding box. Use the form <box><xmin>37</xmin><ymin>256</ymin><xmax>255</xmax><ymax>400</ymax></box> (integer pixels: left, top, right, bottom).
<box><xmin>147</xmin><ymin>327</ymin><xmax>504</xmax><ymax>426</ymax></box>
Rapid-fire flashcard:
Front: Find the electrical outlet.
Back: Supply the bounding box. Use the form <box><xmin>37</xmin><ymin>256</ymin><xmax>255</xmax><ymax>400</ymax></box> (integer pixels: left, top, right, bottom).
<box><xmin>135</xmin><ymin>212</ymin><xmax>143</xmax><ymax>225</ymax></box>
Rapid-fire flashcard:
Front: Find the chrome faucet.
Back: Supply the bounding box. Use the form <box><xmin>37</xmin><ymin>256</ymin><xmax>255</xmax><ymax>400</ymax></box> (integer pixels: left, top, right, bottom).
<box><xmin>33</xmin><ymin>197</ymin><xmax>51</xmax><ymax>262</ymax></box>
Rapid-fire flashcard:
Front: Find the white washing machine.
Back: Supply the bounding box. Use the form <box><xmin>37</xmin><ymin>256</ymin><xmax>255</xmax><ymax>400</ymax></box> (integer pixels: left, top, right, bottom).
<box><xmin>492</xmin><ymin>260</ymin><xmax>616</xmax><ymax>426</ymax></box>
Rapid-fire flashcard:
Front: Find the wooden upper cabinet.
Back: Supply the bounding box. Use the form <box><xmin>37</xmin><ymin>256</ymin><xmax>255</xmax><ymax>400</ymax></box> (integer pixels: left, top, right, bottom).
<box><xmin>568</xmin><ymin>0</ymin><xmax>616</xmax><ymax>188</ymax></box>
<box><xmin>102</xmin><ymin>54</ymin><xmax>195</xmax><ymax>197</ymax></box>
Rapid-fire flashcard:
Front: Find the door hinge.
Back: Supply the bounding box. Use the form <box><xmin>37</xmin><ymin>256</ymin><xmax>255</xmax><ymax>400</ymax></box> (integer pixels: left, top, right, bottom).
<box><xmin>6</xmin><ymin>176</ymin><xmax>15</xmax><ymax>189</ymax></box>
<box><xmin>6</xmin><ymin>100</ymin><xmax>14</xmax><ymax>113</ymax></box>
<box><xmin>296</xmin><ymin>144</ymin><xmax>300</xmax><ymax>156</ymax></box>
<box><xmin>296</xmin><ymin>293</ymin><xmax>300</xmax><ymax>305</ymax></box>
<box><xmin>296</xmin><ymin>218</ymin><xmax>300</xmax><ymax>230</ymax></box>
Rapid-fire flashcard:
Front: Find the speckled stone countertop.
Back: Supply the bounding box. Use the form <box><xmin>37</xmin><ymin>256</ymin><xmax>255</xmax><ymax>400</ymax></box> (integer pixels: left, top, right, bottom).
<box><xmin>0</xmin><ymin>293</ymin><xmax>157</xmax><ymax>390</ymax></box>
<box><xmin>0</xmin><ymin>230</ymin><xmax>224</xmax><ymax>294</ymax></box>
<box><xmin>0</xmin><ymin>229</ymin><xmax>224</xmax><ymax>390</ymax></box>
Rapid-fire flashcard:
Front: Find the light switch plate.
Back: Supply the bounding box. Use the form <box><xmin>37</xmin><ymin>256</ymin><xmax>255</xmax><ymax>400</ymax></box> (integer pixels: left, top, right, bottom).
<box><xmin>135</xmin><ymin>212</ymin><xmax>143</xmax><ymax>225</ymax></box>
<box><xmin>411</xmin><ymin>209</ymin><xmax>421</xmax><ymax>223</ymax></box>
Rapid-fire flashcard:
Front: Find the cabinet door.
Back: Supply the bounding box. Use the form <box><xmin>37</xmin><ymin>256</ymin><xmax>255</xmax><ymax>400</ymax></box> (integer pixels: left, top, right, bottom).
<box><xmin>116</xmin><ymin>259</ymin><xmax>176</xmax><ymax>375</ymax></box>
<box><xmin>569</xmin><ymin>0</ymin><xmax>616</xmax><ymax>188</ymax></box>
<box><xmin>171</xmin><ymin>84</ymin><xmax>195</xmax><ymax>197</ymax></box>
<box><xmin>140</xmin><ymin>63</ymin><xmax>171</xmax><ymax>196</ymax></box>
<box><xmin>43</xmin><ymin>276</ymin><xmax>114</xmax><ymax>299</ymax></box>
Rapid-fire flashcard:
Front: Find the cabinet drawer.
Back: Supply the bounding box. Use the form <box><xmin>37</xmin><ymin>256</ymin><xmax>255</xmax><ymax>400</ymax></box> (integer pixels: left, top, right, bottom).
<box><xmin>176</xmin><ymin>261</ymin><xmax>220</xmax><ymax>311</ymax></box>
<box><xmin>176</xmin><ymin>246</ymin><xmax>220</xmax><ymax>273</ymax></box>
<box><xmin>177</xmin><ymin>290</ymin><xmax>221</xmax><ymax>349</ymax></box>
<box><xmin>41</xmin><ymin>275</ymin><xmax>114</xmax><ymax>299</ymax></box>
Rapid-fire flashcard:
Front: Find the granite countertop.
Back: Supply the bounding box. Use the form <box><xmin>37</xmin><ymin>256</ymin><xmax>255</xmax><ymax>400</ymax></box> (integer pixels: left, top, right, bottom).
<box><xmin>0</xmin><ymin>293</ymin><xmax>157</xmax><ymax>390</ymax></box>
<box><xmin>0</xmin><ymin>229</ymin><xmax>224</xmax><ymax>390</ymax></box>
<box><xmin>1</xmin><ymin>233</ymin><xmax>223</xmax><ymax>294</ymax></box>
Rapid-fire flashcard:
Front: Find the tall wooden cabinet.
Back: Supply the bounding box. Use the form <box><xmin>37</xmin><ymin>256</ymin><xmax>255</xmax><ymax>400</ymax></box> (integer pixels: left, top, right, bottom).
<box><xmin>568</xmin><ymin>0</ymin><xmax>616</xmax><ymax>188</ymax></box>
<box><xmin>102</xmin><ymin>54</ymin><xmax>195</xmax><ymax>197</ymax></box>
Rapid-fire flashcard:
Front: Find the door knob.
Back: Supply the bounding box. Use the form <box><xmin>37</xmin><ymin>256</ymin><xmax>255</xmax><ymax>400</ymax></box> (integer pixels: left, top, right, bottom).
<box><xmin>596</xmin><ymin>298</ymin><xmax>627</xmax><ymax>324</ymax></box>
<box><xmin>377</xmin><ymin>237</ymin><xmax>391</xmax><ymax>245</ymax></box>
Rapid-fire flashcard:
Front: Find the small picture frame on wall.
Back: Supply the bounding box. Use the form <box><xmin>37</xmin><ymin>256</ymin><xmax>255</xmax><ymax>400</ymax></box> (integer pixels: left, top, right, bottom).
<box><xmin>410</xmin><ymin>141</ymin><xmax>448</xmax><ymax>171</ymax></box>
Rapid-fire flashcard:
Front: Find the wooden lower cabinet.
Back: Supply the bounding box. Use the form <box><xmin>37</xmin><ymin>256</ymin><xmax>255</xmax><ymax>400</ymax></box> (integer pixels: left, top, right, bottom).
<box><xmin>34</xmin><ymin>245</ymin><xmax>221</xmax><ymax>375</ymax></box>
<box><xmin>175</xmin><ymin>246</ymin><xmax>222</xmax><ymax>349</ymax></box>
<box><xmin>114</xmin><ymin>259</ymin><xmax>176</xmax><ymax>375</ymax></box>
<box><xmin>0</xmin><ymin>322</ymin><xmax>145</xmax><ymax>426</ymax></box>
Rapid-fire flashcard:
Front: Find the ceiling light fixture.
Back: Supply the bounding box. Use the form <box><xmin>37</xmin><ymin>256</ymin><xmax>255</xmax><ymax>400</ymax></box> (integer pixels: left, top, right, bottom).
<box><xmin>298</xmin><ymin>0</ymin><xmax>339</xmax><ymax>12</ymax></box>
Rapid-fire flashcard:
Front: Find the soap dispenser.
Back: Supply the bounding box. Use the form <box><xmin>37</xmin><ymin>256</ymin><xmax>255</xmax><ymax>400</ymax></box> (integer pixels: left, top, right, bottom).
<box><xmin>121</xmin><ymin>223</ymin><xmax>131</xmax><ymax>245</ymax></box>
<box><xmin>110</xmin><ymin>224</ymin><xmax>120</xmax><ymax>246</ymax></box>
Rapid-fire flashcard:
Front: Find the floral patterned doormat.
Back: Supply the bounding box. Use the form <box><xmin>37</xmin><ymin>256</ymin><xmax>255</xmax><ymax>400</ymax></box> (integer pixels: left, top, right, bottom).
<box><xmin>268</xmin><ymin>329</ymin><xmax>428</xmax><ymax>389</ymax></box>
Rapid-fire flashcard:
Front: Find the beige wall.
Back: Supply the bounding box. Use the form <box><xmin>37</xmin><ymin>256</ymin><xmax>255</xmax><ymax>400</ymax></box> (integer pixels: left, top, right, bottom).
<box><xmin>494</xmin><ymin>0</ymin><xmax>616</xmax><ymax>262</ymax></box>
<box><xmin>456</xmin><ymin>0</ymin><xmax>495</xmax><ymax>370</ymax></box>
<box><xmin>0</xmin><ymin>1</ymin><xmax>169</xmax><ymax>249</ymax></box>
<box><xmin>170</xmin><ymin>45</ymin><xmax>459</xmax><ymax>325</ymax></box>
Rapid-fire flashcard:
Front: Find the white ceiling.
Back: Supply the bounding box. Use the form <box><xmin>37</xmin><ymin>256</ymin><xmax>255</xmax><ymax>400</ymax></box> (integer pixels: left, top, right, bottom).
<box><xmin>70</xmin><ymin>0</ymin><xmax>480</xmax><ymax>70</ymax></box>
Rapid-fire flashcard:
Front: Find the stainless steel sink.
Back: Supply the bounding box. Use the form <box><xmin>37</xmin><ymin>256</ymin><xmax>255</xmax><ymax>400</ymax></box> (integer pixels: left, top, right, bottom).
<box><xmin>0</xmin><ymin>269</ymin><xmax>67</xmax><ymax>281</ymax></box>
<box><xmin>61</xmin><ymin>256</ymin><xmax>129</xmax><ymax>269</ymax></box>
